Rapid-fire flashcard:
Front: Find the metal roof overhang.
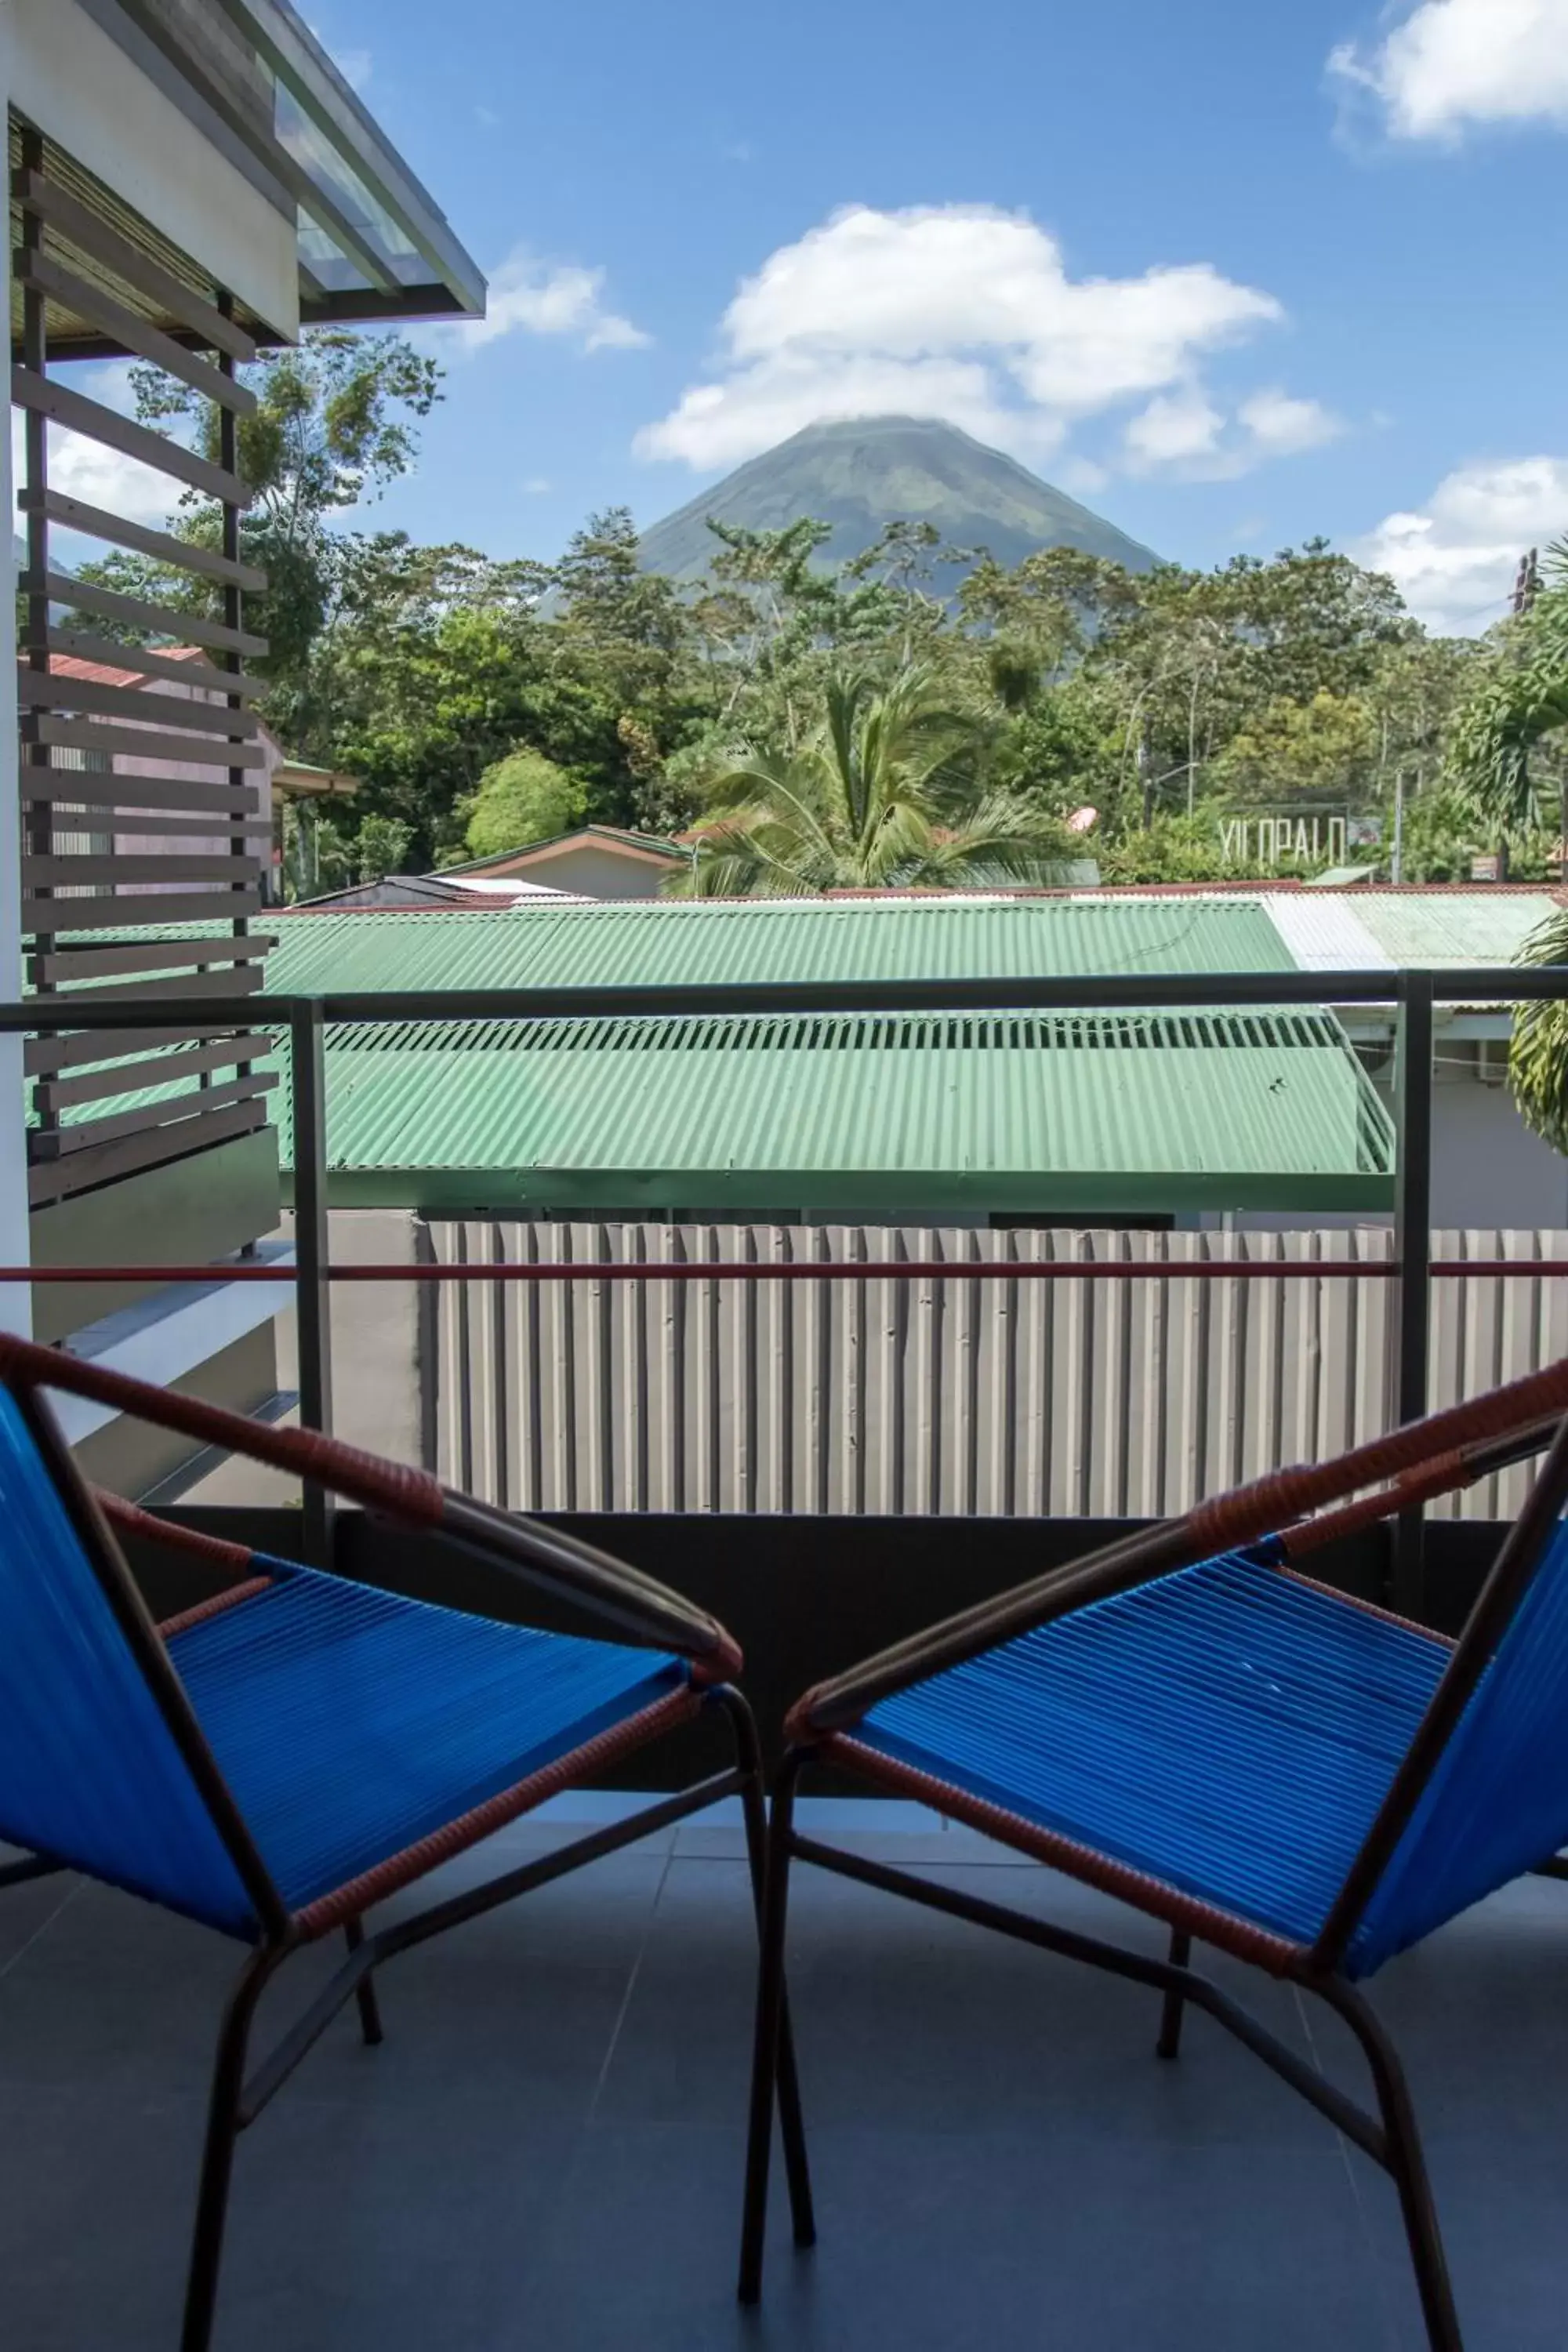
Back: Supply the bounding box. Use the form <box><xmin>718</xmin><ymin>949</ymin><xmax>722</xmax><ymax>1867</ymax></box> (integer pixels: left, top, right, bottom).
<box><xmin>257</xmin><ymin>1010</ymin><xmax>1397</xmax><ymax>1216</ymax></box>
<box><xmin>54</xmin><ymin>0</ymin><xmax>484</xmax><ymax>346</ymax></box>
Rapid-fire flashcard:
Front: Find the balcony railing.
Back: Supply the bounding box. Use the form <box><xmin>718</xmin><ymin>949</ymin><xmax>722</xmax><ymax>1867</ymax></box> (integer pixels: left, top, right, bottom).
<box><xmin>4</xmin><ymin>961</ymin><xmax>1566</xmax><ymax>1621</ymax></box>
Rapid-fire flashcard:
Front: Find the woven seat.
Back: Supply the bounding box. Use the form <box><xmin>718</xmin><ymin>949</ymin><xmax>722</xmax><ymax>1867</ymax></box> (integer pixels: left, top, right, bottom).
<box><xmin>854</xmin><ymin>1550</ymin><xmax>1449</xmax><ymax>1958</ymax></box>
<box><xmin>169</xmin><ymin>1564</ymin><xmax>685</xmax><ymax>1926</ymax></box>
<box><xmin>0</xmin><ymin>1334</ymin><xmax>805</xmax><ymax>2352</ymax></box>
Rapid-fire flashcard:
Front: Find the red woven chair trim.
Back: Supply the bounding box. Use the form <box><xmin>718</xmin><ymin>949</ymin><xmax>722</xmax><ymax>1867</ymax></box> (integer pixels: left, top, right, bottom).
<box><xmin>1188</xmin><ymin>1356</ymin><xmax>1568</xmax><ymax>1557</ymax></box>
<box><xmin>1271</xmin><ymin>1563</ymin><xmax>1454</xmax><ymax>1646</ymax></box>
<box><xmin>94</xmin><ymin>1489</ymin><xmax>256</xmax><ymax>1574</ymax></box>
<box><xmin>292</xmin><ymin>1682</ymin><xmax>703</xmax><ymax>1940</ymax></box>
<box><xmin>825</xmin><ymin>1734</ymin><xmax>1308</xmax><ymax>1978</ymax></box>
<box><xmin>1280</xmin><ymin>1452</ymin><xmax>1472</xmax><ymax>1561</ymax></box>
<box><xmin>0</xmin><ymin>1333</ymin><xmax>444</xmax><ymax>1528</ymax></box>
<box><xmin>158</xmin><ymin>1578</ymin><xmax>275</xmax><ymax>1641</ymax></box>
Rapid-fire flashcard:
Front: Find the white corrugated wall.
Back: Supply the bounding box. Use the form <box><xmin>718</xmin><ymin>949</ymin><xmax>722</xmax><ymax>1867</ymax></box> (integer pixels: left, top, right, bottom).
<box><xmin>426</xmin><ymin>1223</ymin><xmax>1568</xmax><ymax>1521</ymax></box>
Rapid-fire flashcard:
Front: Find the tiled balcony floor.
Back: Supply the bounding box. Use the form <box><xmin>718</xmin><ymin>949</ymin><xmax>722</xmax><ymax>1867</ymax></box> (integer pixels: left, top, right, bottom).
<box><xmin>0</xmin><ymin>1798</ymin><xmax>1563</xmax><ymax>2350</ymax></box>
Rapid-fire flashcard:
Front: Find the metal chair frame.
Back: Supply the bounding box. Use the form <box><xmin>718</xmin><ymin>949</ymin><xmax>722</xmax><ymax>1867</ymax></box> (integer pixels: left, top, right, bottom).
<box><xmin>739</xmin><ymin>1360</ymin><xmax>1568</xmax><ymax>2352</ymax></box>
<box><xmin>0</xmin><ymin>1337</ymin><xmax>814</xmax><ymax>2351</ymax></box>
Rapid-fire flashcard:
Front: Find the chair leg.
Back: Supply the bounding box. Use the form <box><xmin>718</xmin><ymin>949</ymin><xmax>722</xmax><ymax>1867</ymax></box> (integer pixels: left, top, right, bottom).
<box><xmin>1316</xmin><ymin>1980</ymin><xmax>1464</xmax><ymax>2352</ymax></box>
<box><xmin>722</xmin><ymin>1695</ymin><xmax>815</xmax><ymax>2255</ymax></box>
<box><xmin>181</xmin><ymin>1947</ymin><xmax>278</xmax><ymax>2352</ymax></box>
<box><xmin>344</xmin><ymin>1915</ymin><xmax>383</xmax><ymax>2047</ymax></box>
<box><xmin>739</xmin><ymin>1752</ymin><xmax>804</xmax><ymax>2306</ymax></box>
<box><xmin>1156</xmin><ymin>1927</ymin><xmax>1191</xmax><ymax>2060</ymax></box>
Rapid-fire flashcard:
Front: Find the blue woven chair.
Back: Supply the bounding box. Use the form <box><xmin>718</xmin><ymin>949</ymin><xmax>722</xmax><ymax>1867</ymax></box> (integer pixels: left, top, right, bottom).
<box><xmin>0</xmin><ymin>1334</ymin><xmax>812</xmax><ymax>2351</ymax></box>
<box><xmin>739</xmin><ymin>1359</ymin><xmax>1568</xmax><ymax>2352</ymax></box>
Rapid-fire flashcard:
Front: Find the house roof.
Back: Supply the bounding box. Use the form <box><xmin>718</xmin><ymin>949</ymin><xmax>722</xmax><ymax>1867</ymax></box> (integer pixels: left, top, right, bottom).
<box><xmin>263</xmin><ymin>894</ymin><xmax>1299</xmax><ymax>995</ymax></box>
<box><xmin>444</xmin><ymin>826</ymin><xmax>688</xmax><ymax>877</ymax></box>
<box><xmin>253</xmin><ymin>1007</ymin><xmax>1393</xmax><ymax>1215</ymax></box>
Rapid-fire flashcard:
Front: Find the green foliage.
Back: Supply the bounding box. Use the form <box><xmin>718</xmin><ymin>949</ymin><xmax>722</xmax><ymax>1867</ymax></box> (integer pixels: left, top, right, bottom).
<box><xmin>355</xmin><ymin>813</ymin><xmax>416</xmax><ymax>883</ymax></box>
<box><xmin>1214</xmin><ymin>691</ymin><xmax>1379</xmax><ymax>805</ymax></box>
<box><xmin>1450</xmin><ymin>550</ymin><xmax>1568</xmax><ymax>834</ymax></box>
<box><xmin>670</xmin><ymin>665</ymin><xmax>1075</xmax><ymax>897</ymax></box>
<box><xmin>462</xmin><ymin>748</ymin><xmax>586</xmax><ymax>859</ymax></box>
<box><xmin>1510</xmin><ymin>904</ymin><xmax>1568</xmax><ymax>1156</ymax></box>
<box><xmin>1095</xmin><ymin>810</ymin><xmax>1243</xmax><ymax>884</ymax></box>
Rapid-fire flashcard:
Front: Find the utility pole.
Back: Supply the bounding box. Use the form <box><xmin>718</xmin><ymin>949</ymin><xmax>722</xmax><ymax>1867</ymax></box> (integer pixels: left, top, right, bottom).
<box><xmin>1391</xmin><ymin>768</ymin><xmax>1406</xmax><ymax>884</ymax></box>
<box><xmin>1513</xmin><ymin>548</ymin><xmax>1541</xmax><ymax>618</ymax></box>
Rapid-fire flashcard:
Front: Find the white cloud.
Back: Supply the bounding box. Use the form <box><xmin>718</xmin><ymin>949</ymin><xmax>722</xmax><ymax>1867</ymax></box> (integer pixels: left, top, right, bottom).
<box><xmin>1353</xmin><ymin>456</ymin><xmax>1568</xmax><ymax>633</ymax></box>
<box><xmin>12</xmin><ymin>364</ymin><xmax>180</xmax><ymax>534</ymax></box>
<box><xmin>1238</xmin><ymin>387</ymin><xmax>1343</xmax><ymax>456</ymax></box>
<box><xmin>521</xmin><ymin>476</ymin><xmax>552</xmax><ymax>495</ymax></box>
<box><xmin>1330</xmin><ymin>0</ymin><xmax>1568</xmax><ymax>140</ymax></box>
<box><xmin>1122</xmin><ymin>383</ymin><xmax>1344</xmax><ymax>479</ymax></box>
<box><xmin>1123</xmin><ymin>387</ymin><xmax>1225</xmax><ymax>470</ymax></box>
<box><xmin>454</xmin><ymin>249</ymin><xmax>649</xmax><ymax>356</ymax></box>
<box><xmin>637</xmin><ymin>204</ymin><xmax>1290</xmax><ymax>471</ymax></box>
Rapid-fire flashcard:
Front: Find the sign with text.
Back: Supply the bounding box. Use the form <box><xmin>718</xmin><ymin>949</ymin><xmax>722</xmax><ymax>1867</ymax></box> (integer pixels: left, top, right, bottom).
<box><xmin>1216</xmin><ymin>811</ymin><xmax>1381</xmax><ymax>869</ymax></box>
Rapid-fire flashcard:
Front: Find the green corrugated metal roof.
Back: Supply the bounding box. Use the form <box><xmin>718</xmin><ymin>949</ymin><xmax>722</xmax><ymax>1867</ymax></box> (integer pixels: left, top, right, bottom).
<box><xmin>238</xmin><ymin>1008</ymin><xmax>1389</xmax><ymax>1214</ymax></box>
<box><xmin>1347</xmin><ymin>891</ymin><xmax>1557</xmax><ymax>966</ymax></box>
<box><xmin>262</xmin><ymin>895</ymin><xmax>1298</xmax><ymax>998</ymax></box>
<box><xmin>34</xmin><ymin>898</ymin><xmax>1392</xmax><ymax>1212</ymax></box>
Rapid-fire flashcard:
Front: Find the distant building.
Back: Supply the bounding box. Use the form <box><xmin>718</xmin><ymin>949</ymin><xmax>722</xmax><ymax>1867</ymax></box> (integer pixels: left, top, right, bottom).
<box><xmin>442</xmin><ymin>826</ymin><xmax>689</xmax><ymax>899</ymax></box>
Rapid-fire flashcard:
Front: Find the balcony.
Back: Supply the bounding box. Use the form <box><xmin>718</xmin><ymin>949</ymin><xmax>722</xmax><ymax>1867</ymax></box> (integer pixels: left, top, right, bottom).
<box><xmin>5</xmin><ymin>967</ymin><xmax>1568</xmax><ymax>2348</ymax></box>
<box><xmin>0</xmin><ymin>1794</ymin><xmax>1563</xmax><ymax>2350</ymax></box>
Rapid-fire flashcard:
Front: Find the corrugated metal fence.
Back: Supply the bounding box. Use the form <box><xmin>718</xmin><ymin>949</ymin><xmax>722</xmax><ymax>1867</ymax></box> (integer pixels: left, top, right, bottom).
<box><xmin>428</xmin><ymin>1223</ymin><xmax>1568</xmax><ymax>1522</ymax></box>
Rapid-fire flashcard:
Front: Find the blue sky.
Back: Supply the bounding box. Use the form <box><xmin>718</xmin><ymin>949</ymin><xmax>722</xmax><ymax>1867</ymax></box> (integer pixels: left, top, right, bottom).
<box><xmin>299</xmin><ymin>0</ymin><xmax>1566</xmax><ymax>634</ymax></box>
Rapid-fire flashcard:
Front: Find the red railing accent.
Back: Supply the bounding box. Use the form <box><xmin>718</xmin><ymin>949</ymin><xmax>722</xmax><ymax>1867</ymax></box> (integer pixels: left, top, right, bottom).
<box><xmin>2</xmin><ymin>1259</ymin><xmax>1568</xmax><ymax>1284</ymax></box>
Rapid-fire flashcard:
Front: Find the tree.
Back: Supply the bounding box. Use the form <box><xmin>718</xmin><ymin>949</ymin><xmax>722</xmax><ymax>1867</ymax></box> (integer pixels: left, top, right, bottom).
<box><xmin>98</xmin><ymin>330</ymin><xmax>444</xmax><ymax>698</ymax></box>
<box><xmin>460</xmin><ymin>748</ymin><xmax>586</xmax><ymax>860</ymax></box>
<box><xmin>667</xmin><ymin>666</ymin><xmax>1076</xmax><ymax>897</ymax></box>
<box><xmin>1215</xmin><ymin>691</ymin><xmax>1378</xmax><ymax>807</ymax></box>
<box><xmin>1450</xmin><ymin>546</ymin><xmax>1568</xmax><ymax>836</ymax></box>
<box><xmin>1509</xmin><ymin>902</ymin><xmax>1568</xmax><ymax>1155</ymax></box>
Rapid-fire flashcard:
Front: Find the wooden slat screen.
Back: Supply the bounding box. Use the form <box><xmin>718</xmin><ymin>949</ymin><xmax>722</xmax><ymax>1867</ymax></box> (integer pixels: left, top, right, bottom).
<box><xmin>14</xmin><ymin>123</ymin><xmax>276</xmax><ymax>1204</ymax></box>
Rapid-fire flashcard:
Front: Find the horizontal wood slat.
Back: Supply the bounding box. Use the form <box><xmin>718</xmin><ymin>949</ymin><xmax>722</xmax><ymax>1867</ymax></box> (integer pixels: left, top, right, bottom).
<box><xmin>35</xmin><ymin>1036</ymin><xmax>275</xmax><ymax>1112</ymax></box>
<box><xmin>25</xmin><ymin>498</ymin><xmax>267</xmax><ymax>596</ymax></box>
<box><xmin>25</xmin><ymin>716</ymin><xmax>268</xmax><ymax>769</ymax></box>
<box><xmin>24</xmin><ymin>854</ymin><xmax>263</xmax><ymax>888</ymax></box>
<box><xmin>27</xmin><ymin>1102</ymin><xmax>270</xmax><ymax>1207</ymax></box>
<box><xmin>13</xmin><ymin>253</ymin><xmax>258</xmax><ymax>417</ymax></box>
<box><xmin>17</xmin><ymin>666</ymin><xmax>260</xmax><ymax>739</ymax></box>
<box><xmin>12</xmin><ymin>169</ymin><xmax>259</xmax><ymax>363</ymax></box>
<box><xmin>22</xmin><ymin>889</ymin><xmax>262</xmax><ymax>934</ymax></box>
<box><xmin>20</xmin><ymin>765</ymin><xmax>259</xmax><ymax>815</ymax></box>
<box><xmin>31</xmin><ymin>937</ymin><xmax>274</xmax><ymax>986</ymax></box>
<box><xmin>25</xmin><ymin>1006</ymin><xmax>264</xmax><ymax>1076</ymax></box>
<box><xmin>12</xmin><ymin>368</ymin><xmax>249</xmax><ymax>510</ymax></box>
<box><xmin>31</xmin><ymin>1073</ymin><xmax>275</xmax><ymax>1159</ymax></box>
<box><xmin>45</xmin><ymin>811</ymin><xmax>273</xmax><ymax>842</ymax></box>
<box><xmin>43</xmin><ymin>629</ymin><xmax>266</xmax><ymax>699</ymax></box>
<box><xmin>27</xmin><ymin>572</ymin><xmax>268</xmax><ymax>658</ymax></box>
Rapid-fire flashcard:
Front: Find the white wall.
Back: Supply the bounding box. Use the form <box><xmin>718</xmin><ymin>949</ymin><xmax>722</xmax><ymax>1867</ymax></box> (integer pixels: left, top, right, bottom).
<box><xmin>1</xmin><ymin>0</ymin><xmax>299</xmax><ymax>339</ymax></box>
<box><xmin>1421</xmin><ymin>1078</ymin><xmax>1568</xmax><ymax>1228</ymax></box>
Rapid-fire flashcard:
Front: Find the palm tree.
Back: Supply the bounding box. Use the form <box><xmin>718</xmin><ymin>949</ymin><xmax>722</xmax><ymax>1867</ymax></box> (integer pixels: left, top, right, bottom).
<box><xmin>1450</xmin><ymin>541</ymin><xmax>1568</xmax><ymax>834</ymax></box>
<box><xmin>666</xmin><ymin>665</ymin><xmax>1077</xmax><ymax>897</ymax></box>
<box><xmin>1510</xmin><ymin>902</ymin><xmax>1568</xmax><ymax>1155</ymax></box>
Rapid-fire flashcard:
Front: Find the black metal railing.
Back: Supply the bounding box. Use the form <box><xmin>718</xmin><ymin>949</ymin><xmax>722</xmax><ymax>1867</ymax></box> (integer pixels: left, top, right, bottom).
<box><xmin>3</xmin><ymin>964</ymin><xmax>1566</xmax><ymax>1602</ymax></box>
